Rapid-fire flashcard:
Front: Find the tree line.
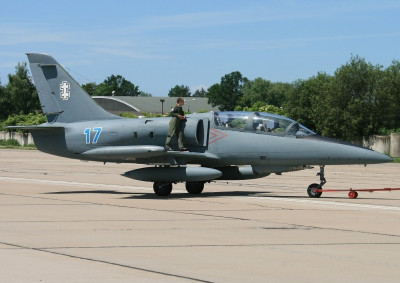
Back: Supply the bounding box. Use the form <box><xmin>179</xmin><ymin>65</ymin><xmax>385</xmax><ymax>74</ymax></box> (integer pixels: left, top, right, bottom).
<box><xmin>1</xmin><ymin>55</ymin><xmax>399</xmax><ymax>141</ymax></box>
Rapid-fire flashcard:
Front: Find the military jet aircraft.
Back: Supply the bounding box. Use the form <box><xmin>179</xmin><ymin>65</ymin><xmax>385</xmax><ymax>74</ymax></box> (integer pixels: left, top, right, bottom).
<box><xmin>10</xmin><ymin>53</ymin><xmax>392</xmax><ymax>197</ymax></box>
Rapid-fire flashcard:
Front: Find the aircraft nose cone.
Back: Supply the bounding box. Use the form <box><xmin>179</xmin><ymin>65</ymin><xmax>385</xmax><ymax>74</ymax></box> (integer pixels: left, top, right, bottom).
<box><xmin>297</xmin><ymin>135</ymin><xmax>393</xmax><ymax>165</ymax></box>
<box><xmin>368</xmin><ymin>150</ymin><xmax>392</xmax><ymax>163</ymax></box>
<box><xmin>336</xmin><ymin>143</ymin><xmax>393</xmax><ymax>164</ymax></box>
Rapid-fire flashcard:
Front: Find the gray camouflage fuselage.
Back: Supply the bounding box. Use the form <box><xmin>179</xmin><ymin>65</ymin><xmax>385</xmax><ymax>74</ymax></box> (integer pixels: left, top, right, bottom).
<box><xmin>10</xmin><ymin>53</ymin><xmax>392</xmax><ymax>196</ymax></box>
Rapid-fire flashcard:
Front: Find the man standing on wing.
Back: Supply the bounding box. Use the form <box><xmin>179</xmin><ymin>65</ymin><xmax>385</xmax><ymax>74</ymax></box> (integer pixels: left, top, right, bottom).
<box><xmin>165</xmin><ymin>97</ymin><xmax>187</xmax><ymax>151</ymax></box>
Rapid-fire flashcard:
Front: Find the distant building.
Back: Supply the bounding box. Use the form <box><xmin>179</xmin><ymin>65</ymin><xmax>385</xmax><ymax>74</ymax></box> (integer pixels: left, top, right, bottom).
<box><xmin>93</xmin><ymin>96</ymin><xmax>219</xmax><ymax>116</ymax></box>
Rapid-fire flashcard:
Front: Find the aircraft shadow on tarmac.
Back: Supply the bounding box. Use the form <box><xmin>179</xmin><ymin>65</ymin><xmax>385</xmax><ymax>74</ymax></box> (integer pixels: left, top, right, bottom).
<box><xmin>45</xmin><ymin>190</ymin><xmax>131</xmax><ymax>195</ymax></box>
<box><xmin>123</xmin><ymin>191</ymin><xmax>272</xmax><ymax>199</ymax></box>
<box><xmin>45</xmin><ymin>190</ymin><xmax>270</xmax><ymax>199</ymax></box>
<box><xmin>124</xmin><ymin>193</ymin><xmax>398</xmax><ymax>200</ymax></box>
<box><xmin>44</xmin><ymin>190</ymin><xmax>400</xmax><ymax>200</ymax></box>
<box><xmin>44</xmin><ymin>189</ymin><xmax>315</xmax><ymax>199</ymax></box>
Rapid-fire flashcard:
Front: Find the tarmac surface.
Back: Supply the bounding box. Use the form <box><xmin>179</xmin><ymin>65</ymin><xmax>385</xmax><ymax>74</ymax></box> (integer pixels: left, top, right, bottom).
<box><xmin>0</xmin><ymin>149</ymin><xmax>399</xmax><ymax>282</ymax></box>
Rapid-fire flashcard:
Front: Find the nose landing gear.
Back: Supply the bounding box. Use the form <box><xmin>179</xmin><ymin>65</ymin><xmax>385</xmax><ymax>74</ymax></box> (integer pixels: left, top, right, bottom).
<box><xmin>307</xmin><ymin>166</ymin><xmax>326</xmax><ymax>198</ymax></box>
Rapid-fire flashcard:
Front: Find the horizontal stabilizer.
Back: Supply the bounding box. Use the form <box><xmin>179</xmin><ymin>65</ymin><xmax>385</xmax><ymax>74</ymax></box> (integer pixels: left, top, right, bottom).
<box><xmin>7</xmin><ymin>125</ymin><xmax>64</xmax><ymax>131</ymax></box>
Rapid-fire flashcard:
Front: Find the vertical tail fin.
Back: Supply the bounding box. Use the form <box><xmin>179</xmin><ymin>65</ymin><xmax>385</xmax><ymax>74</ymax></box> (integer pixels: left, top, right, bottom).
<box><xmin>27</xmin><ymin>53</ymin><xmax>120</xmax><ymax>123</ymax></box>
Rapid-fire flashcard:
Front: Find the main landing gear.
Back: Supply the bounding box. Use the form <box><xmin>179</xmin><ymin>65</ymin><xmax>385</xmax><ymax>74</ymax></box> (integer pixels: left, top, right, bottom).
<box><xmin>153</xmin><ymin>182</ymin><xmax>173</xmax><ymax>196</ymax></box>
<box><xmin>185</xmin><ymin>182</ymin><xmax>205</xmax><ymax>194</ymax></box>
<box><xmin>307</xmin><ymin>166</ymin><xmax>326</xmax><ymax>198</ymax></box>
<box><xmin>153</xmin><ymin>182</ymin><xmax>205</xmax><ymax>196</ymax></box>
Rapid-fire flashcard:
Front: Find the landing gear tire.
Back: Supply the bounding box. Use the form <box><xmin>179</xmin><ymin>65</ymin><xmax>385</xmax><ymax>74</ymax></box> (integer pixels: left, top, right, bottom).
<box><xmin>185</xmin><ymin>182</ymin><xmax>204</xmax><ymax>194</ymax></box>
<box><xmin>307</xmin><ymin>166</ymin><xmax>326</xmax><ymax>198</ymax></box>
<box><xmin>153</xmin><ymin>182</ymin><xmax>173</xmax><ymax>196</ymax></box>
<box><xmin>307</xmin><ymin>183</ymin><xmax>322</xmax><ymax>198</ymax></box>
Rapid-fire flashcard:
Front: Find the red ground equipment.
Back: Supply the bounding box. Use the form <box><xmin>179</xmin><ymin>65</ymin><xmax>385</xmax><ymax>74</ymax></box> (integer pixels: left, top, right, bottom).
<box><xmin>312</xmin><ymin>187</ymin><xmax>400</xmax><ymax>199</ymax></box>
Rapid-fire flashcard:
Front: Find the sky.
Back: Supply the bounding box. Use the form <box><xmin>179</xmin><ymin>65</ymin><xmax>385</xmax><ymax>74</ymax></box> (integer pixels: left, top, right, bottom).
<box><xmin>1</xmin><ymin>0</ymin><xmax>400</xmax><ymax>96</ymax></box>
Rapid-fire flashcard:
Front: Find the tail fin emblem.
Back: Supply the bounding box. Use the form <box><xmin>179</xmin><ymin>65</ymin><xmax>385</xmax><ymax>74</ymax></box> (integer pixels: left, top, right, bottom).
<box><xmin>60</xmin><ymin>81</ymin><xmax>71</xmax><ymax>100</ymax></box>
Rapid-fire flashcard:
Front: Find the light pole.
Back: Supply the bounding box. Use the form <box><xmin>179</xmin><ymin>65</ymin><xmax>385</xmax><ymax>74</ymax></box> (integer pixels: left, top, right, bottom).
<box><xmin>160</xmin><ymin>99</ymin><xmax>165</xmax><ymax>115</ymax></box>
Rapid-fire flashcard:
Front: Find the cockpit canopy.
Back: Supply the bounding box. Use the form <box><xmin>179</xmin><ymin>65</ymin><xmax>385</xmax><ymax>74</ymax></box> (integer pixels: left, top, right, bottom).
<box><xmin>213</xmin><ymin>111</ymin><xmax>315</xmax><ymax>137</ymax></box>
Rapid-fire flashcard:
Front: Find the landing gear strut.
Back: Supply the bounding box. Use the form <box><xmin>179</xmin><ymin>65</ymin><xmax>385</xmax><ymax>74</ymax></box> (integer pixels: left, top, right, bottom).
<box><xmin>307</xmin><ymin>166</ymin><xmax>326</xmax><ymax>198</ymax></box>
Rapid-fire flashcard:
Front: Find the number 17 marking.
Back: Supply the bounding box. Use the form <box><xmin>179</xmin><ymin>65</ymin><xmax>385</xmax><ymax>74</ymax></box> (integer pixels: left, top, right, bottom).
<box><xmin>84</xmin><ymin>127</ymin><xmax>102</xmax><ymax>144</ymax></box>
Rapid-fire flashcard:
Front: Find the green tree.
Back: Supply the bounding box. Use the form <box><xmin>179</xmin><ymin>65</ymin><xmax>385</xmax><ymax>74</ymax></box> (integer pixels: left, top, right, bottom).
<box><xmin>239</xmin><ymin>78</ymin><xmax>271</xmax><ymax>108</ymax></box>
<box><xmin>377</xmin><ymin>60</ymin><xmax>400</xmax><ymax>132</ymax></box>
<box><xmin>258</xmin><ymin>104</ymin><xmax>286</xmax><ymax>115</ymax></box>
<box><xmin>4</xmin><ymin>63</ymin><xmax>40</xmax><ymax>118</ymax></box>
<box><xmin>240</xmin><ymin>78</ymin><xmax>292</xmax><ymax>108</ymax></box>
<box><xmin>268</xmin><ymin>82</ymin><xmax>292</xmax><ymax>107</ymax></box>
<box><xmin>193</xmin><ymin>87</ymin><xmax>206</xmax><ymax>97</ymax></box>
<box><xmin>0</xmin><ymin>84</ymin><xmax>10</xmax><ymax>120</ymax></box>
<box><xmin>138</xmin><ymin>91</ymin><xmax>152</xmax><ymax>97</ymax></box>
<box><xmin>3</xmin><ymin>112</ymin><xmax>46</xmax><ymax>128</ymax></box>
<box><xmin>286</xmin><ymin>72</ymin><xmax>333</xmax><ymax>133</ymax></box>
<box><xmin>235</xmin><ymin>101</ymin><xmax>286</xmax><ymax>115</ymax></box>
<box><xmin>82</xmin><ymin>82</ymin><xmax>97</xmax><ymax>96</ymax></box>
<box><xmin>206</xmin><ymin>71</ymin><xmax>247</xmax><ymax>111</ymax></box>
<box><xmin>95</xmin><ymin>75</ymin><xmax>140</xmax><ymax>96</ymax></box>
<box><xmin>168</xmin><ymin>85</ymin><xmax>191</xmax><ymax>97</ymax></box>
<box><xmin>324</xmin><ymin>56</ymin><xmax>384</xmax><ymax>140</ymax></box>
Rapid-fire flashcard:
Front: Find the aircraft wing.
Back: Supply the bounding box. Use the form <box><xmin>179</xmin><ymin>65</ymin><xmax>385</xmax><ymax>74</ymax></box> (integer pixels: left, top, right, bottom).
<box><xmin>82</xmin><ymin>146</ymin><xmax>221</xmax><ymax>162</ymax></box>
<box><xmin>82</xmin><ymin>145</ymin><xmax>166</xmax><ymax>159</ymax></box>
<box><xmin>165</xmin><ymin>151</ymin><xmax>220</xmax><ymax>160</ymax></box>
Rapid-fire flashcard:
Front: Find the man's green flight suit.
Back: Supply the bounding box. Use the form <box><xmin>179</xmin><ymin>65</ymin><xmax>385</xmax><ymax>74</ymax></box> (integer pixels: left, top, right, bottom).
<box><xmin>165</xmin><ymin>103</ymin><xmax>186</xmax><ymax>150</ymax></box>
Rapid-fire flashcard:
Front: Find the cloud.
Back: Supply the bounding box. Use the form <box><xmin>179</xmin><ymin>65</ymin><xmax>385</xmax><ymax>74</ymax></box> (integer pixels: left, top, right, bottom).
<box><xmin>125</xmin><ymin>7</ymin><xmax>293</xmax><ymax>33</ymax></box>
<box><xmin>123</xmin><ymin>1</ymin><xmax>400</xmax><ymax>34</ymax></box>
<box><xmin>0</xmin><ymin>24</ymin><xmax>68</xmax><ymax>45</ymax></box>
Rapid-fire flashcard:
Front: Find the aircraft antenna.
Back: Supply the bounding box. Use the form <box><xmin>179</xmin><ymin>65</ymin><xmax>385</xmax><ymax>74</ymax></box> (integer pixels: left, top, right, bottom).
<box><xmin>64</xmin><ymin>66</ymin><xmax>93</xmax><ymax>84</ymax></box>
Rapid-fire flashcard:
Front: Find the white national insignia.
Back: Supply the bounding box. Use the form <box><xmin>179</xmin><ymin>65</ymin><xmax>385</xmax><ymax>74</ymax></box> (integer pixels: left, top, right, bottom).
<box><xmin>60</xmin><ymin>81</ymin><xmax>71</xmax><ymax>100</ymax></box>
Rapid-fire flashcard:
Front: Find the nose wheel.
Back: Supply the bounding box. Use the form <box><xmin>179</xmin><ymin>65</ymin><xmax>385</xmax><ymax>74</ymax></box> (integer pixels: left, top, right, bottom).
<box><xmin>307</xmin><ymin>183</ymin><xmax>322</xmax><ymax>198</ymax></box>
<box><xmin>307</xmin><ymin>166</ymin><xmax>326</xmax><ymax>198</ymax></box>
